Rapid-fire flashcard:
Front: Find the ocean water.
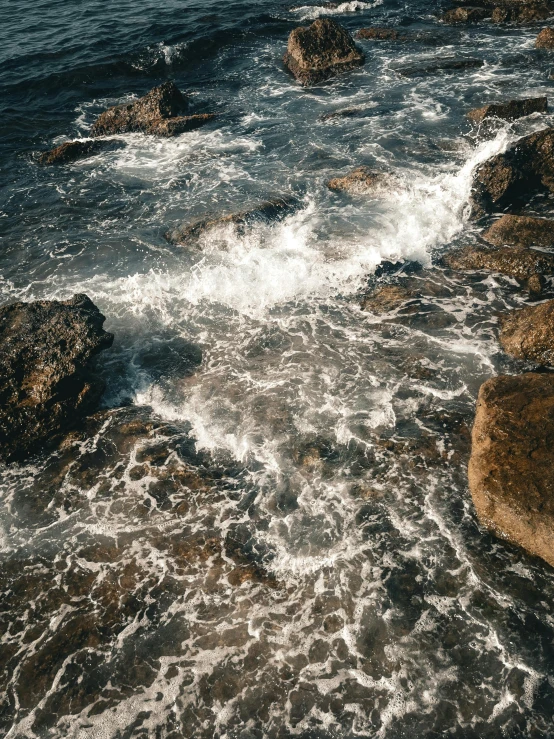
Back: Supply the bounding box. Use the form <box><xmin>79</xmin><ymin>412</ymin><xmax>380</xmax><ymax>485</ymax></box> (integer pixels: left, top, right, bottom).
<box><xmin>2</xmin><ymin>1</ymin><xmax>554</xmax><ymax>737</ymax></box>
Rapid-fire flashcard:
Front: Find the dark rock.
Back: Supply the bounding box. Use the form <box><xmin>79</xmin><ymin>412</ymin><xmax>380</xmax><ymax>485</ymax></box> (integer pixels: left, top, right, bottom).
<box><xmin>482</xmin><ymin>214</ymin><xmax>554</xmax><ymax>247</ymax></box>
<box><xmin>469</xmin><ymin>127</ymin><xmax>554</xmax><ymax>218</ymax></box>
<box><xmin>443</xmin><ymin>243</ymin><xmax>554</xmax><ymax>280</ymax></box>
<box><xmin>320</xmin><ymin>108</ymin><xmax>362</xmax><ymax>121</ymax></box>
<box><xmin>500</xmin><ymin>299</ymin><xmax>554</xmax><ymax>365</ymax></box>
<box><xmin>283</xmin><ymin>18</ymin><xmax>364</xmax><ymax>86</ymax></box>
<box><xmin>468</xmin><ymin>96</ymin><xmax>548</xmax><ymax>123</ymax></box>
<box><xmin>90</xmin><ymin>82</ymin><xmax>215</xmax><ymax>137</ymax></box>
<box><xmin>38</xmin><ymin>139</ymin><xmax>125</xmax><ymax>165</ymax></box>
<box><xmin>536</xmin><ymin>26</ymin><xmax>554</xmax><ymax>47</ymax></box>
<box><xmin>165</xmin><ymin>195</ymin><xmax>300</xmax><ymax>245</ymax></box>
<box><xmin>0</xmin><ymin>295</ymin><xmax>113</xmax><ymax>463</ymax></box>
<box><xmin>327</xmin><ymin>166</ymin><xmax>399</xmax><ymax>195</ymax></box>
<box><xmin>396</xmin><ymin>58</ymin><xmax>484</xmax><ymax>77</ymax></box>
<box><xmin>356</xmin><ymin>27</ymin><xmax>402</xmax><ymax>40</ymax></box>
<box><xmin>493</xmin><ymin>2</ymin><xmax>553</xmax><ymax>22</ymax></box>
<box><xmin>469</xmin><ymin>372</ymin><xmax>554</xmax><ymax>567</ymax></box>
<box><xmin>440</xmin><ymin>7</ymin><xmax>492</xmax><ymax>23</ymax></box>
<box><xmin>360</xmin><ymin>285</ymin><xmax>415</xmax><ymax>313</ymax></box>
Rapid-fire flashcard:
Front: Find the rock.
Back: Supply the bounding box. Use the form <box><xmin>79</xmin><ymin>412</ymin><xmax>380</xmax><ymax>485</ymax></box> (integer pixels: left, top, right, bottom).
<box><xmin>440</xmin><ymin>7</ymin><xmax>492</xmax><ymax>23</ymax></box>
<box><xmin>90</xmin><ymin>82</ymin><xmax>215</xmax><ymax>137</ymax></box>
<box><xmin>283</xmin><ymin>18</ymin><xmax>364</xmax><ymax>86</ymax></box>
<box><xmin>468</xmin><ymin>372</ymin><xmax>554</xmax><ymax>567</ymax></box>
<box><xmin>165</xmin><ymin>195</ymin><xmax>300</xmax><ymax>245</ymax></box>
<box><xmin>396</xmin><ymin>57</ymin><xmax>484</xmax><ymax>77</ymax></box>
<box><xmin>468</xmin><ymin>96</ymin><xmax>548</xmax><ymax>123</ymax></box>
<box><xmin>500</xmin><ymin>299</ymin><xmax>554</xmax><ymax>365</ymax></box>
<box><xmin>493</xmin><ymin>2</ymin><xmax>553</xmax><ymax>21</ymax></box>
<box><xmin>327</xmin><ymin>166</ymin><xmax>398</xmax><ymax>195</ymax></box>
<box><xmin>360</xmin><ymin>285</ymin><xmax>415</xmax><ymax>313</ymax></box>
<box><xmin>38</xmin><ymin>139</ymin><xmax>125</xmax><ymax>165</ymax></box>
<box><xmin>482</xmin><ymin>214</ymin><xmax>554</xmax><ymax>247</ymax></box>
<box><xmin>356</xmin><ymin>27</ymin><xmax>402</xmax><ymax>40</ymax></box>
<box><xmin>536</xmin><ymin>26</ymin><xmax>554</xmax><ymax>47</ymax></box>
<box><xmin>470</xmin><ymin>127</ymin><xmax>554</xmax><ymax>218</ymax></box>
<box><xmin>320</xmin><ymin>107</ymin><xmax>362</xmax><ymax>121</ymax></box>
<box><xmin>0</xmin><ymin>295</ymin><xmax>113</xmax><ymax>463</ymax></box>
<box><xmin>443</xmin><ymin>243</ymin><xmax>554</xmax><ymax>280</ymax></box>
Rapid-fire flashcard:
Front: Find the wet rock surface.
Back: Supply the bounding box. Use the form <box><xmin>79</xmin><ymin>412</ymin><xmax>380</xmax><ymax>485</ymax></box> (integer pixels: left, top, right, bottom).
<box><xmin>356</xmin><ymin>27</ymin><xmax>402</xmax><ymax>40</ymax></box>
<box><xmin>470</xmin><ymin>127</ymin><xmax>554</xmax><ymax>218</ymax></box>
<box><xmin>38</xmin><ymin>139</ymin><xmax>125</xmax><ymax>165</ymax></box>
<box><xmin>467</xmin><ymin>96</ymin><xmax>548</xmax><ymax>123</ymax></box>
<box><xmin>500</xmin><ymin>298</ymin><xmax>554</xmax><ymax>364</ymax></box>
<box><xmin>443</xmin><ymin>243</ymin><xmax>554</xmax><ymax>281</ymax></box>
<box><xmin>90</xmin><ymin>82</ymin><xmax>214</xmax><ymax>137</ymax></box>
<box><xmin>536</xmin><ymin>26</ymin><xmax>554</xmax><ymax>46</ymax></box>
<box><xmin>0</xmin><ymin>295</ymin><xmax>113</xmax><ymax>463</ymax></box>
<box><xmin>440</xmin><ymin>7</ymin><xmax>492</xmax><ymax>23</ymax></box>
<box><xmin>327</xmin><ymin>166</ymin><xmax>398</xmax><ymax>195</ymax></box>
<box><xmin>482</xmin><ymin>214</ymin><xmax>554</xmax><ymax>247</ymax></box>
<box><xmin>396</xmin><ymin>57</ymin><xmax>484</xmax><ymax>77</ymax></box>
<box><xmin>469</xmin><ymin>372</ymin><xmax>554</xmax><ymax>567</ymax></box>
<box><xmin>492</xmin><ymin>2</ymin><xmax>554</xmax><ymax>22</ymax></box>
<box><xmin>283</xmin><ymin>18</ymin><xmax>364</xmax><ymax>86</ymax></box>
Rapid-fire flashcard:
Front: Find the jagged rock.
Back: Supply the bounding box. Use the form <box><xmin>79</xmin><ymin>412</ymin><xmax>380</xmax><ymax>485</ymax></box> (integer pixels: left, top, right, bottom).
<box><xmin>283</xmin><ymin>18</ymin><xmax>364</xmax><ymax>86</ymax></box>
<box><xmin>396</xmin><ymin>58</ymin><xmax>484</xmax><ymax>77</ymax></box>
<box><xmin>493</xmin><ymin>2</ymin><xmax>553</xmax><ymax>22</ymax></box>
<box><xmin>470</xmin><ymin>127</ymin><xmax>554</xmax><ymax>218</ymax></box>
<box><xmin>38</xmin><ymin>139</ymin><xmax>125</xmax><ymax>165</ymax></box>
<box><xmin>90</xmin><ymin>82</ymin><xmax>215</xmax><ymax>137</ymax></box>
<box><xmin>360</xmin><ymin>285</ymin><xmax>415</xmax><ymax>313</ymax></box>
<box><xmin>443</xmin><ymin>243</ymin><xmax>554</xmax><ymax>280</ymax></box>
<box><xmin>440</xmin><ymin>7</ymin><xmax>492</xmax><ymax>23</ymax></box>
<box><xmin>500</xmin><ymin>299</ymin><xmax>554</xmax><ymax>364</ymax></box>
<box><xmin>482</xmin><ymin>214</ymin><xmax>554</xmax><ymax>247</ymax></box>
<box><xmin>0</xmin><ymin>295</ymin><xmax>113</xmax><ymax>463</ymax></box>
<box><xmin>468</xmin><ymin>96</ymin><xmax>548</xmax><ymax>123</ymax></box>
<box><xmin>327</xmin><ymin>166</ymin><xmax>398</xmax><ymax>195</ymax></box>
<box><xmin>356</xmin><ymin>27</ymin><xmax>402</xmax><ymax>40</ymax></box>
<box><xmin>469</xmin><ymin>372</ymin><xmax>554</xmax><ymax>567</ymax></box>
<box><xmin>536</xmin><ymin>26</ymin><xmax>554</xmax><ymax>47</ymax></box>
<box><xmin>165</xmin><ymin>196</ymin><xmax>299</xmax><ymax>245</ymax></box>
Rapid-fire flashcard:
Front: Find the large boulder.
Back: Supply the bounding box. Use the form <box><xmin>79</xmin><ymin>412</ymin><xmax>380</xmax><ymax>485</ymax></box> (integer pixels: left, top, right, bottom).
<box><xmin>482</xmin><ymin>214</ymin><xmax>554</xmax><ymax>247</ymax></box>
<box><xmin>283</xmin><ymin>18</ymin><xmax>364</xmax><ymax>86</ymax></box>
<box><xmin>500</xmin><ymin>299</ymin><xmax>554</xmax><ymax>365</ymax></box>
<box><xmin>38</xmin><ymin>139</ymin><xmax>125</xmax><ymax>165</ymax></box>
<box><xmin>469</xmin><ymin>373</ymin><xmax>554</xmax><ymax>567</ymax></box>
<box><xmin>327</xmin><ymin>166</ymin><xmax>399</xmax><ymax>195</ymax></box>
<box><xmin>536</xmin><ymin>26</ymin><xmax>554</xmax><ymax>47</ymax></box>
<box><xmin>0</xmin><ymin>295</ymin><xmax>114</xmax><ymax>463</ymax></box>
<box><xmin>470</xmin><ymin>127</ymin><xmax>554</xmax><ymax>218</ymax></box>
<box><xmin>90</xmin><ymin>82</ymin><xmax>215</xmax><ymax>137</ymax></box>
<box><xmin>467</xmin><ymin>96</ymin><xmax>547</xmax><ymax>123</ymax></box>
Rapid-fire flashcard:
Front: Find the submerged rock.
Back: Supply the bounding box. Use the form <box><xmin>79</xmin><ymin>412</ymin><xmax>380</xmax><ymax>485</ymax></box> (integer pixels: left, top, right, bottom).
<box><xmin>327</xmin><ymin>166</ymin><xmax>398</xmax><ymax>195</ymax></box>
<box><xmin>0</xmin><ymin>295</ymin><xmax>113</xmax><ymax>463</ymax></box>
<box><xmin>320</xmin><ymin>107</ymin><xmax>362</xmax><ymax>121</ymax></box>
<box><xmin>482</xmin><ymin>214</ymin><xmax>554</xmax><ymax>247</ymax></box>
<box><xmin>468</xmin><ymin>96</ymin><xmax>548</xmax><ymax>123</ymax></box>
<box><xmin>500</xmin><ymin>299</ymin><xmax>554</xmax><ymax>365</ymax></box>
<box><xmin>443</xmin><ymin>243</ymin><xmax>554</xmax><ymax>281</ymax></box>
<box><xmin>470</xmin><ymin>127</ymin><xmax>554</xmax><ymax>218</ymax></box>
<box><xmin>283</xmin><ymin>18</ymin><xmax>364</xmax><ymax>86</ymax></box>
<box><xmin>90</xmin><ymin>82</ymin><xmax>215</xmax><ymax>137</ymax></box>
<box><xmin>396</xmin><ymin>58</ymin><xmax>484</xmax><ymax>77</ymax></box>
<box><xmin>165</xmin><ymin>196</ymin><xmax>300</xmax><ymax>245</ymax></box>
<box><xmin>38</xmin><ymin>139</ymin><xmax>125</xmax><ymax>165</ymax></box>
<box><xmin>440</xmin><ymin>7</ymin><xmax>492</xmax><ymax>23</ymax></box>
<box><xmin>536</xmin><ymin>26</ymin><xmax>554</xmax><ymax>47</ymax></box>
<box><xmin>356</xmin><ymin>27</ymin><xmax>402</xmax><ymax>40</ymax></box>
<box><xmin>360</xmin><ymin>285</ymin><xmax>415</xmax><ymax>313</ymax></box>
<box><xmin>469</xmin><ymin>372</ymin><xmax>554</xmax><ymax>567</ymax></box>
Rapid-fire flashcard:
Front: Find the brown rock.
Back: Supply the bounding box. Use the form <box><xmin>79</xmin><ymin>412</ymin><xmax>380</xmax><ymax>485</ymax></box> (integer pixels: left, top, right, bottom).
<box><xmin>356</xmin><ymin>27</ymin><xmax>402</xmax><ymax>40</ymax></box>
<box><xmin>468</xmin><ymin>96</ymin><xmax>548</xmax><ymax>123</ymax></box>
<box><xmin>327</xmin><ymin>166</ymin><xmax>399</xmax><ymax>195</ymax></box>
<box><xmin>493</xmin><ymin>2</ymin><xmax>553</xmax><ymax>22</ymax></box>
<box><xmin>283</xmin><ymin>18</ymin><xmax>364</xmax><ymax>86</ymax></box>
<box><xmin>38</xmin><ymin>139</ymin><xmax>125</xmax><ymax>165</ymax></box>
<box><xmin>440</xmin><ymin>7</ymin><xmax>492</xmax><ymax>23</ymax></box>
<box><xmin>536</xmin><ymin>26</ymin><xmax>554</xmax><ymax>47</ymax></box>
<box><xmin>482</xmin><ymin>214</ymin><xmax>554</xmax><ymax>247</ymax></box>
<box><xmin>360</xmin><ymin>285</ymin><xmax>415</xmax><ymax>313</ymax></box>
<box><xmin>396</xmin><ymin>58</ymin><xmax>484</xmax><ymax>77</ymax></box>
<box><xmin>90</xmin><ymin>82</ymin><xmax>215</xmax><ymax>137</ymax></box>
<box><xmin>443</xmin><ymin>243</ymin><xmax>554</xmax><ymax>280</ymax></box>
<box><xmin>469</xmin><ymin>372</ymin><xmax>554</xmax><ymax>567</ymax></box>
<box><xmin>0</xmin><ymin>295</ymin><xmax>113</xmax><ymax>463</ymax></box>
<box><xmin>470</xmin><ymin>127</ymin><xmax>554</xmax><ymax>218</ymax></box>
<box><xmin>500</xmin><ymin>299</ymin><xmax>554</xmax><ymax>365</ymax></box>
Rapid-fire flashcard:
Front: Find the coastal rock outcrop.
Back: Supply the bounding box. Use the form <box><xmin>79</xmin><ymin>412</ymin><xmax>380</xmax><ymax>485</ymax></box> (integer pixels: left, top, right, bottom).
<box><xmin>467</xmin><ymin>96</ymin><xmax>548</xmax><ymax>123</ymax></box>
<box><xmin>469</xmin><ymin>372</ymin><xmax>554</xmax><ymax>567</ymax></box>
<box><xmin>443</xmin><ymin>243</ymin><xmax>554</xmax><ymax>282</ymax></box>
<box><xmin>536</xmin><ymin>26</ymin><xmax>554</xmax><ymax>47</ymax></box>
<box><xmin>0</xmin><ymin>295</ymin><xmax>114</xmax><ymax>463</ymax></box>
<box><xmin>492</xmin><ymin>2</ymin><xmax>553</xmax><ymax>22</ymax></box>
<box><xmin>440</xmin><ymin>7</ymin><xmax>492</xmax><ymax>23</ymax></box>
<box><xmin>165</xmin><ymin>196</ymin><xmax>299</xmax><ymax>245</ymax></box>
<box><xmin>500</xmin><ymin>299</ymin><xmax>554</xmax><ymax>364</ymax></box>
<box><xmin>482</xmin><ymin>214</ymin><xmax>554</xmax><ymax>247</ymax></box>
<box><xmin>90</xmin><ymin>82</ymin><xmax>215</xmax><ymax>137</ymax></box>
<box><xmin>283</xmin><ymin>18</ymin><xmax>364</xmax><ymax>86</ymax></box>
<box><xmin>38</xmin><ymin>139</ymin><xmax>125</xmax><ymax>165</ymax></box>
<box><xmin>470</xmin><ymin>127</ymin><xmax>554</xmax><ymax>218</ymax></box>
<box><xmin>327</xmin><ymin>166</ymin><xmax>399</xmax><ymax>195</ymax></box>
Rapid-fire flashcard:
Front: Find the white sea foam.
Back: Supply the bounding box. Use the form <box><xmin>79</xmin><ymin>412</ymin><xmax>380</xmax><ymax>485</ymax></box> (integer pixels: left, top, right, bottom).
<box><xmin>291</xmin><ymin>0</ymin><xmax>383</xmax><ymax>21</ymax></box>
